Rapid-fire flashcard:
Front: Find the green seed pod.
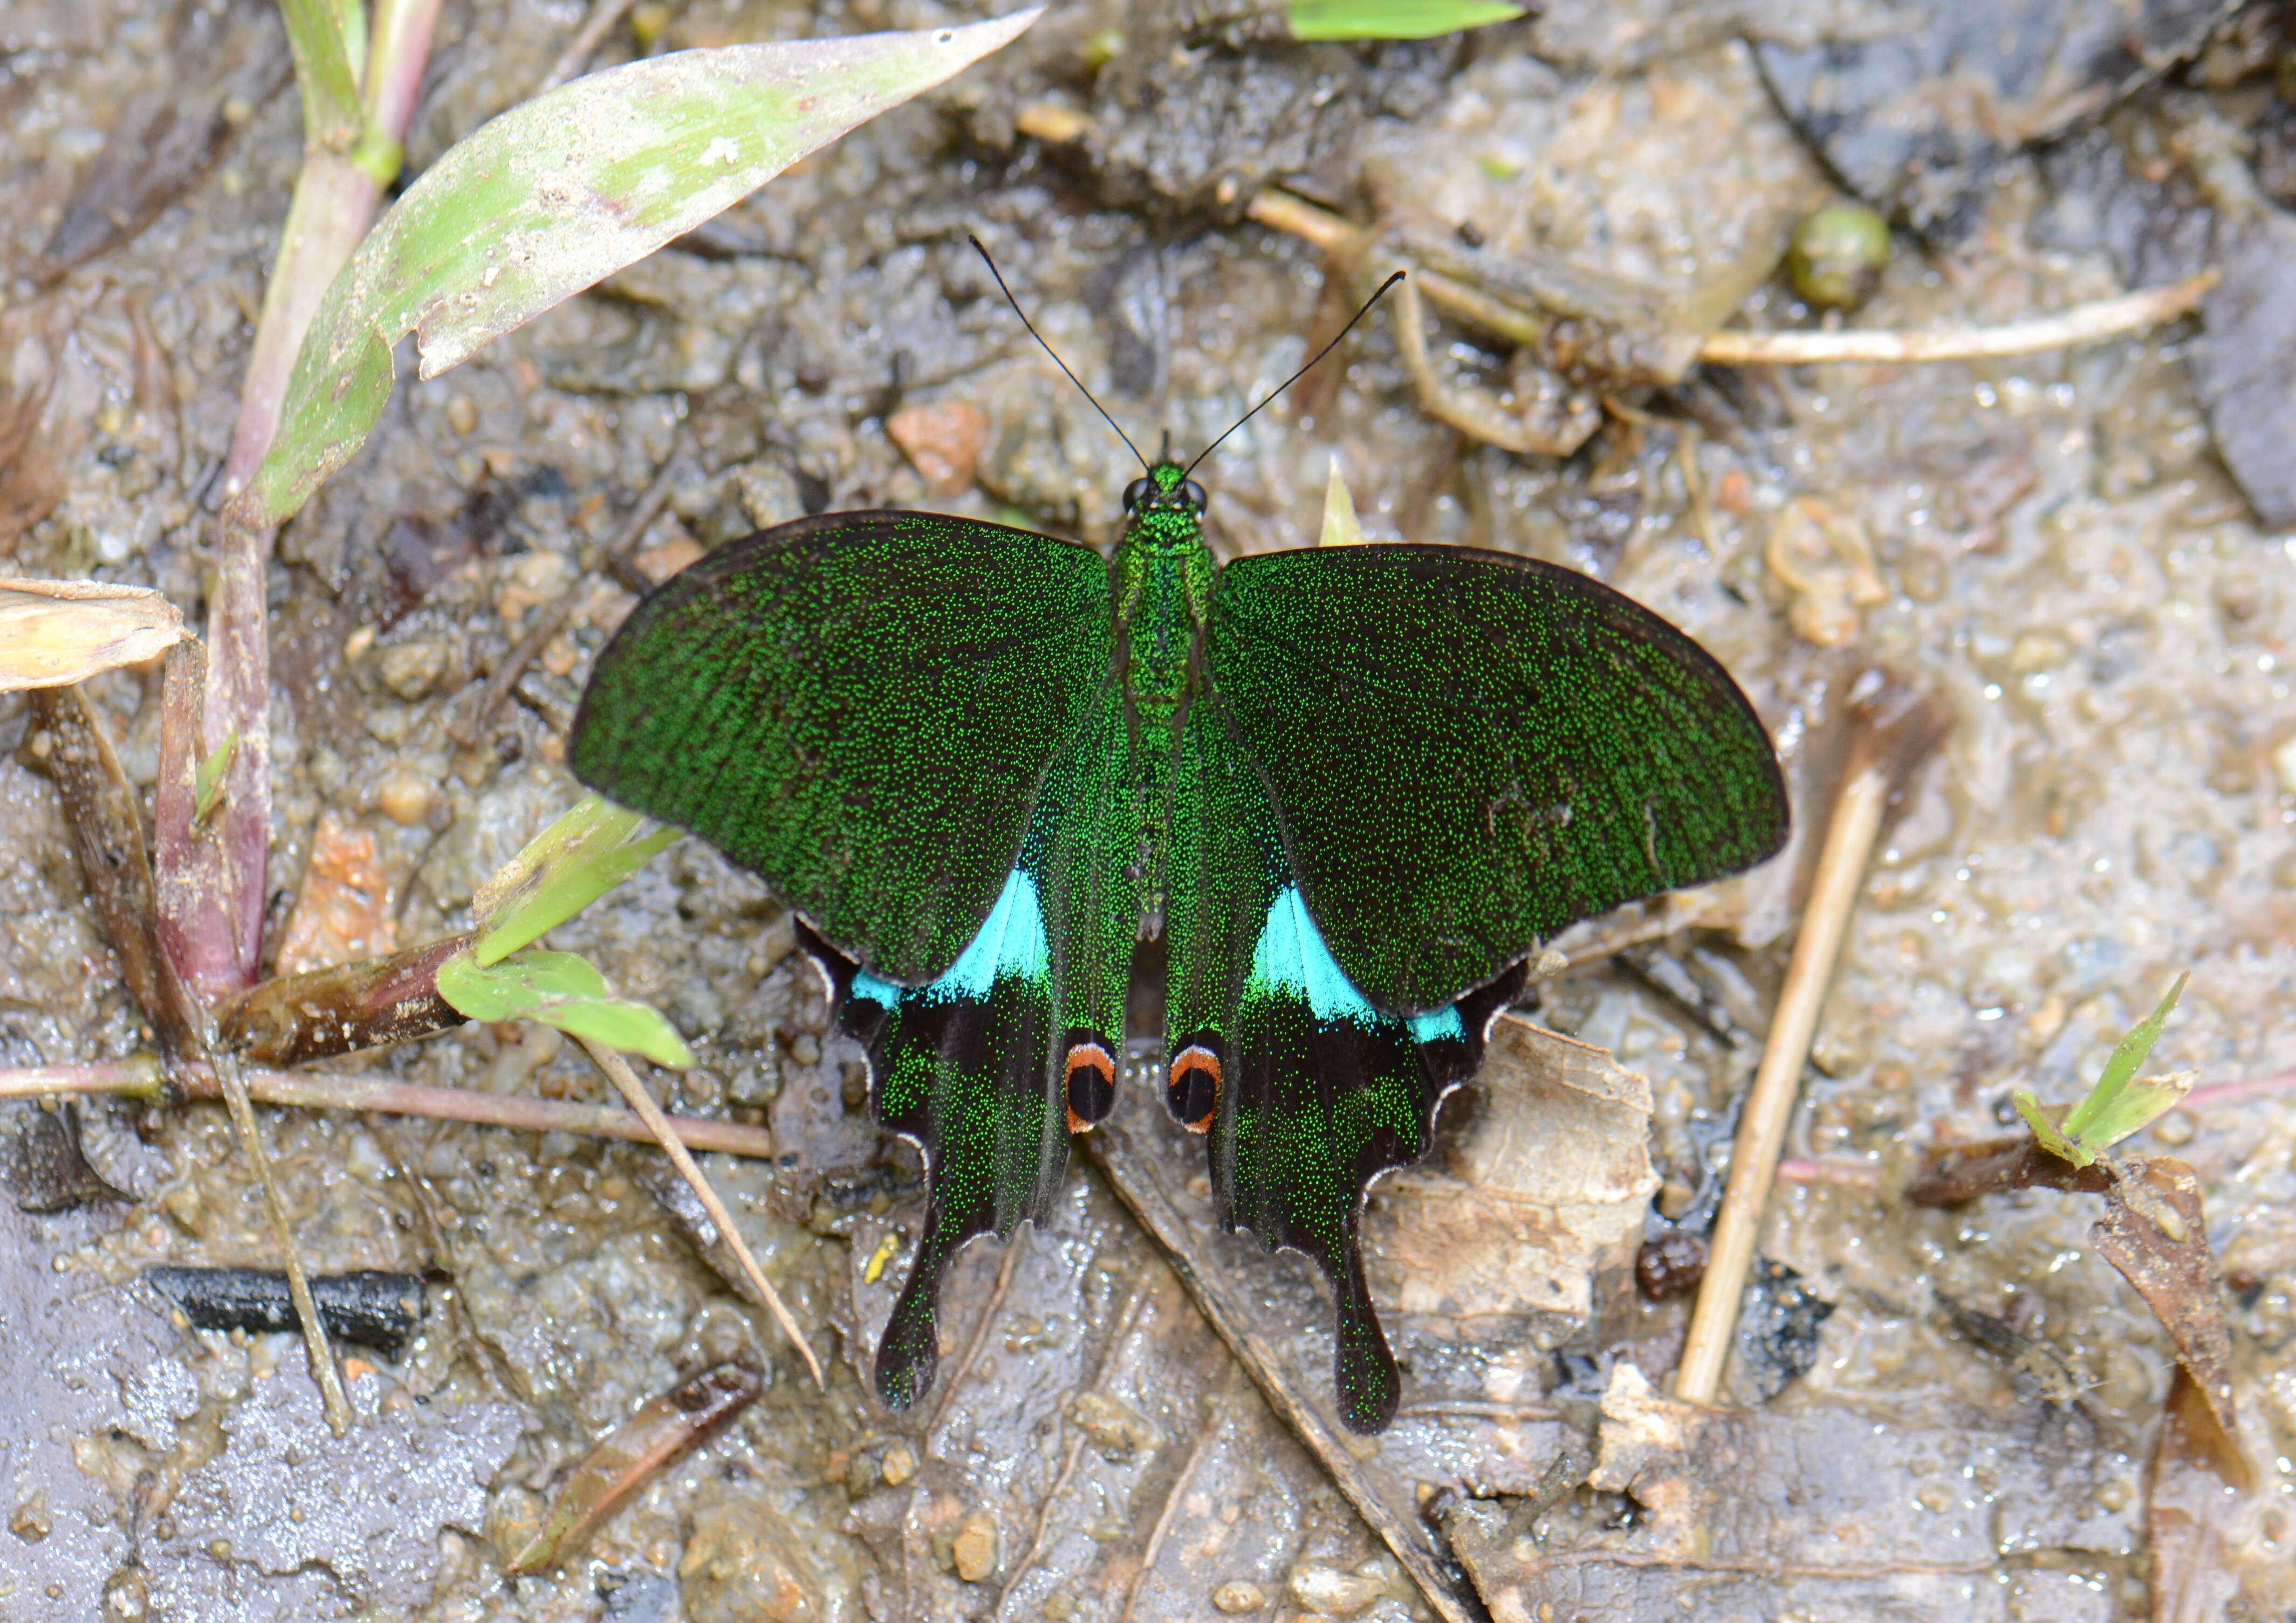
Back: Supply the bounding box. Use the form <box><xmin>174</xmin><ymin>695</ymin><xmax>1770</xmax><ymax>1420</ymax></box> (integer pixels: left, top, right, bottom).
<box><xmin>1788</xmin><ymin>202</ymin><xmax>1891</xmax><ymax>311</ymax></box>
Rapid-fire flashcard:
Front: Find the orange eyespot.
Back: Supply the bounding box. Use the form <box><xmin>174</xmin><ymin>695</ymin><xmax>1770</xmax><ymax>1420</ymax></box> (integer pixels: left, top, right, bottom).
<box><xmin>1166</xmin><ymin>1044</ymin><xmax>1222</xmax><ymax>1133</ymax></box>
<box><xmin>1064</xmin><ymin>1040</ymin><xmax>1116</xmax><ymax>1133</ymax></box>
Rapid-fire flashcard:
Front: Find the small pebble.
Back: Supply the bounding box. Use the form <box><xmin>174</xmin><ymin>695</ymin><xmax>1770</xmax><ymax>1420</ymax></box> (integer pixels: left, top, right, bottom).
<box><xmin>952</xmin><ymin>1508</ymin><xmax>998</xmax><ymax>1583</ymax></box>
<box><xmin>1288</xmin><ymin>1564</ymin><xmax>1387</xmax><ymax>1615</ymax></box>
<box><xmin>377</xmin><ymin>637</ymin><xmax>450</xmax><ymax>700</ymax></box>
<box><xmin>887</xmin><ymin>400</ymin><xmax>991</xmax><ymax>496</ymax></box>
<box><xmin>1211</xmin><ymin>1580</ymin><xmax>1266</xmax><ymax>1613</ymax></box>
<box><xmin>880</xmin><ymin>1443</ymin><xmax>916</xmax><ymax>1487</ymax></box>
<box><xmin>375</xmin><ymin>767</ymin><xmax>434</xmax><ymax>826</ymax></box>
<box><xmin>445</xmin><ymin>394</ymin><xmax>478</xmax><ymax>436</ymax></box>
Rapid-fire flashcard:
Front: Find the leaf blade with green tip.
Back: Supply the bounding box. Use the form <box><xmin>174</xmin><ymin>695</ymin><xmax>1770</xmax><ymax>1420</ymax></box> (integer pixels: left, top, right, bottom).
<box><xmin>2064</xmin><ymin>972</ymin><xmax>2188</xmax><ymax>1144</ymax></box>
<box><xmin>471</xmin><ymin>793</ymin><xmax>677</xmax><ymax>967</ymax></box>
<box><xmin>251</xmin><ymin>11</ymin><xmax>1040</xmax><ymax>523</ymax></box>
<box><xmin>435</xmin><ymin>948</ymin><xmax>694</xmax><ymax>1069</ymax></box>
<box><xmin>1287</xmin><ymin>0</ymin><xmax>1525</xmax><ymax>41</ymax></box>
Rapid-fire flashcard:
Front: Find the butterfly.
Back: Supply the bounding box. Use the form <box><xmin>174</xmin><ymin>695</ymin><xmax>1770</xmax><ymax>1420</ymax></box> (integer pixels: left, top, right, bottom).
<box><xmin>569</xmin><ymin>256</ymin><xmax>1788</xmax><ymax>1434</ymax></box>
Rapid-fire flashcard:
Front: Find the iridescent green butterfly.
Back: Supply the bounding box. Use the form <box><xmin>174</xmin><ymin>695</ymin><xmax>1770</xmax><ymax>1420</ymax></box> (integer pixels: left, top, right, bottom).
<box><xmin>571</xmin><ymin>252</ymin><xmax>1787</xmax><ymax>1433</ymax></box>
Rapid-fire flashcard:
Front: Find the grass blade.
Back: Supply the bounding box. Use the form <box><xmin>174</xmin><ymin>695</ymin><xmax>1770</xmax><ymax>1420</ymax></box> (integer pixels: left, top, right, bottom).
<box><xmin>471</xmin><ymin>793</ymin><xmax>675</xmax><ymax>967</ymax></box>
<box><xmin>1287</xmin><ymin>1</ymin><xmax>1524</xmax><ymax>40</ymax></box>
<box><xmin>252</xmin><ymin>11</ymin><xmax>1040</xmax><ymax>523</ymax></box>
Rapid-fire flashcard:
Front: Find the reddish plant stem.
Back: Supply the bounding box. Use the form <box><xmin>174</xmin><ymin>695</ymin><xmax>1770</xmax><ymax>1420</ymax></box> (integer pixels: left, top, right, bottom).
<box><xmin>161</xmin><ymin>0</ymin><xmax>443</xmax><ymax>1002</ymax></box>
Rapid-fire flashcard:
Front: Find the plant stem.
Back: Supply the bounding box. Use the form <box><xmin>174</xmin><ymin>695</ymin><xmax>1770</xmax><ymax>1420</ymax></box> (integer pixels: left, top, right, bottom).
<box><xmin>577</xmin><ymin>1036</ymin><xmax>824</xmax><ymax>1386</ymax></box>
<box><xmin>210</xmin><ymin>1042</ymin><xmax>355</xmax><ymax>1436</ymax></box>
<box><xmin>0</xmin><ymin>1058</ymin><xmax>777</xmax><ymax>1157</ymax></box>
<box><xmin>165</xmin><ymin>0</ymin><xmax>444</xmax><ymax>1002</ymax></box>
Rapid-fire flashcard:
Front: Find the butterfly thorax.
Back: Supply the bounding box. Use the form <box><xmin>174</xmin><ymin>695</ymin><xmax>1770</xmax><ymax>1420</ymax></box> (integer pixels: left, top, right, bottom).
<box><xmin>1111</xmin><ymin>462</ymin><xmax>1214</xmax><ymax>940</ymax></box>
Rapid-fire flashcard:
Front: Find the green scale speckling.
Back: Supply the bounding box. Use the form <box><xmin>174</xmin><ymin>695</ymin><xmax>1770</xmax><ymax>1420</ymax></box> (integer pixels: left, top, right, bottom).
<box><xmin>572</xmin><ymin>459</ymin><xmax>1787</xmax><ymax>1433</ymax></box>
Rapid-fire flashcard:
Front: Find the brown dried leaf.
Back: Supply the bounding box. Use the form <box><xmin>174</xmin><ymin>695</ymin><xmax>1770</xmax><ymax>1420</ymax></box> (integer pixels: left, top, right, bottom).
<box><xmin>505</xmin><ymin>1363</ymin><xmax>762</xmax><ymax>1573</ymax></box>
<box><xmin>1367</xmin><ymin>1017</ymin><xmax>1656</xmax><ymax>1333</ymax></box>
<box><xmin>2094</xmin><ymin>1158</ymin><xmax>2240</xmax><ymax>1444</ymax></box>
<box><xmin>23</xmin><ymin>685</ymin><xmax>200</xmax><ymax>1053</ymax></box>
<box><xmin>272</xmin><ymin>811</ymin><xmax>397</xmax><ymax>977</ymax></box>
<box><xmin>2148</xmin><ymin>1364</ymin><xmax>2253</xmax><ymax>1623</ymax></box>
<box><xmin>0</xmin><ymin>580</ymin><xmax>188</xmax><ymax>692</ymax></box>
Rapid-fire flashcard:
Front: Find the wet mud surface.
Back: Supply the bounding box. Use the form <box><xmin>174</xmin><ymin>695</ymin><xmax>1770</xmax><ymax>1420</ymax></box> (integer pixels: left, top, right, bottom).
<box><xmin>3</xmin><ymin>1</ymin><xmax>2295</xmax><ymax>1618</ymax></box>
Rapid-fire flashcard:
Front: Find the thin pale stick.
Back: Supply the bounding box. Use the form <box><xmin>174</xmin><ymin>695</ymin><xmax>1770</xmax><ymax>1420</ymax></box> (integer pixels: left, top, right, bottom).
<box><xmin>1248</xmin><ymin>189</ymin><xmax>2218</xmax><ymax>370</ymax></box>
<box><xmin>536</xmin><ymin>0</ymin><xmax>640</xmax><ymax>93</ymax></box>
<box><xmin>577</xmin><ymin>1036</ymin><xmax>824</xmax><ymax>1386</ymax></box>
<box><xmin>1696</xmin><ymin>272</ymin><xmax>2218</xmax><ymax>365</ymax></box>
<box><xmin>0</xmin><ymin>1060</ymin><xmax>776</xmax><ymax>1156</ymax></box>
<box><xmin>1673</xmin><ymin>760</ymin><xmax>1890</xmax><ymax>1405</ymax></box>
<box><xmin>209</xmin><ymin>1046</ymin><xmax>354</xmax><ymax>1435</ymax></box>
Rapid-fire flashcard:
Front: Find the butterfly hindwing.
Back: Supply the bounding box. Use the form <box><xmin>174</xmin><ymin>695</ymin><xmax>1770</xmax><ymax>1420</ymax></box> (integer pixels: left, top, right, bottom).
<box><xmin>802</xmin><ymin>679</ymin><xmax>1138</xmax><ymax>1412</ymax></box>
<box><xmin>572</xmin><ymin>512</ymin><xmax>1114</xmax><ymax>984</ymax></box>
<box><xmin>1168</xmin><ymin>693</ymin><xmax>1526</xmax><ymax>1434</ymax></box>
<box><xmin>1209</xmin><ymin>543</ymin><xmax>1787</xmax><ymax>1014</ymax></box>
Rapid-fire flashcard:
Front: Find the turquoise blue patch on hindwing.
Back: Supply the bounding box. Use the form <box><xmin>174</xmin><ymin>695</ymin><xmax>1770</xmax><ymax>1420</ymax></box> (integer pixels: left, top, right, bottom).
<box><xmin>801</xmin><ymin>677</ymin><xmax>1136</xmax><ymax>1416</ymax></box>
<box><xmin>1165</xmin><ymin>694</ymin><xmax>1527</xmax><ymax>1435</ymax></box>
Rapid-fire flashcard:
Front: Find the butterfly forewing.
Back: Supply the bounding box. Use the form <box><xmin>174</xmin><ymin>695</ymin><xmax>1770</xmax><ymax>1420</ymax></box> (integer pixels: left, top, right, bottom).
<box><xmin>1207</xmin><ymin>543</ymin><xmax>1788</xmax><ymax>1015</ymax></box>
<box><xmin>571</xmin><ymin>512</ymin><xmax>1114</xmax><ymax>985</ymax></box>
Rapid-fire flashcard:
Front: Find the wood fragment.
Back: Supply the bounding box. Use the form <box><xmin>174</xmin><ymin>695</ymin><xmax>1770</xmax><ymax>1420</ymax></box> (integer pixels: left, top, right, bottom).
<box><xmin>1675</xmin><ymin>670</ymin><xmax>1947</xmax><ymax>1405</ymax></box>
<box><xmin>506</xmin><ymin>1362</ymin><xmax>763</xmax><ymax>1572</ymax></box>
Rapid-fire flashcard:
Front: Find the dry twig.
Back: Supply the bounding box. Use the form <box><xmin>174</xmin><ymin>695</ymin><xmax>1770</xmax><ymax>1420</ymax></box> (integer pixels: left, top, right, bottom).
<box><xmin>1674</xmin><ymin>671</ymin><xmax>1948</xmax><ymax>1405</ymax></box>
<box><xmin>577</xmin><ymin>1036</ymin><xmax>823</xmax><ymax>1386</ymax></box>
<box><xmin>0</xmin><ymin>1057</ymin><xmax>776</xmax><ymax>1156</ymax></box>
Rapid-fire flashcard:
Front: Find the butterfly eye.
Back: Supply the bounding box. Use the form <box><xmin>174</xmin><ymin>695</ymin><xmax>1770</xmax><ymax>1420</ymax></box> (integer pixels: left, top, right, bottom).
<box><xmin>1180</xmin><ymin>480</ymin><xmax>1208</xmax><ymax>512</ymax></box>
<box><xmin>1122</xmin><ymin>477</ymin><xmax>1152</xmax><ymax>512</ymax></box>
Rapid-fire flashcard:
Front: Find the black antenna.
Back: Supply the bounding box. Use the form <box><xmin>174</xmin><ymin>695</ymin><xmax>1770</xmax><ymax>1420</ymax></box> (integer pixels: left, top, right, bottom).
<box><xmin>969</xmin><ymin>235</ymin><xmax>1150</xmax><ymax>474</ymax></box>
<box><xmin>1182</xmin><ymin>270</ymin><xmax>1405</xmax><ymax>482</ymax></box>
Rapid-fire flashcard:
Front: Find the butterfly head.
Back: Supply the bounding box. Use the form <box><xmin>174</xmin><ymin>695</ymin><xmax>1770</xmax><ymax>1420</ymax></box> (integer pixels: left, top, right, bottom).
<box><xmin>1123</xmin><ymin>460</ymin><xmax>1208</xmax><ymax>520</ymax></box>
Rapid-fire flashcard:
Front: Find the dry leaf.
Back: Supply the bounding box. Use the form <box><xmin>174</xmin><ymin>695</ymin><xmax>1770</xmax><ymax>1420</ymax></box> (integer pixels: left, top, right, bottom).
<box><xmin>0</xmin><ymin>579</ymin><xmax>189</xmax><ymax>692</ymax></box>
<box><xmin>1366</xmin><ymin>1017</ymin><xmax>1656</xmax><ymax>1333</ymax></box>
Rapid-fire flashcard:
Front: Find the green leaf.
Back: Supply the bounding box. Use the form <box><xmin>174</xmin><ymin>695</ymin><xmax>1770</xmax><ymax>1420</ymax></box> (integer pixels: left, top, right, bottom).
<box><xmin>278</xmin><ymin>0</ymin><xmax>366</xmax><ymax>148</ymax></box>
<box><xmin>435</xmin><ymin>948</ymin><xmax>694</xmax><ymax>1068</ymax></box>
<box><xmin>471</xmin><ymin>793</ymin><xmax>677</xmax><ymax>967</ymax></box>
<box><xmin>193</xmin><ymin>732</ymin><xmax>239</xmax><ymax>824</ymax></box>
<box><xmin>251</xmin><ymin>11</ymin><xmax>1041</xmax><ymax>524</ymax></box>
<box><xmin>1287</xmin><ymin>0</ymin><xmax>1525</xmax><ymax>40</ymax></box>
<box><xmin>2082</xmin><ymin>1069</ymin><xmax>2197</xmax><ymax>1151</ymax></box>
<box><xmin>2064</xmin><ymin>972</ymin><xmax>2188</xmax><ymax>1145</ymax></box>
<box><xmin>2013</xmin><ymin>1089</ymin><xmax>2092</xmax><ymax>1168</ymax></box>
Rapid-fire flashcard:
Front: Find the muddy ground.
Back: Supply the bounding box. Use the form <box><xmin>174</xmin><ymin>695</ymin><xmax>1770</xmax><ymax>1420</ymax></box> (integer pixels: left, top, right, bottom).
<box><xmin>3</xmin><ymin>1</ymin><xmax>2294</xmax><ymax>1619</ymax></box>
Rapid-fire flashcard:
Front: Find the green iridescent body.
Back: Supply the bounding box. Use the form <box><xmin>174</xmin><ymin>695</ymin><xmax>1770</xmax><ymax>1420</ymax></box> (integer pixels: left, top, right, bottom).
<box><xmin>572</xmin><ymin>460</ymin><xmax>1787</xmax><ymax>1432</ymax></box>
